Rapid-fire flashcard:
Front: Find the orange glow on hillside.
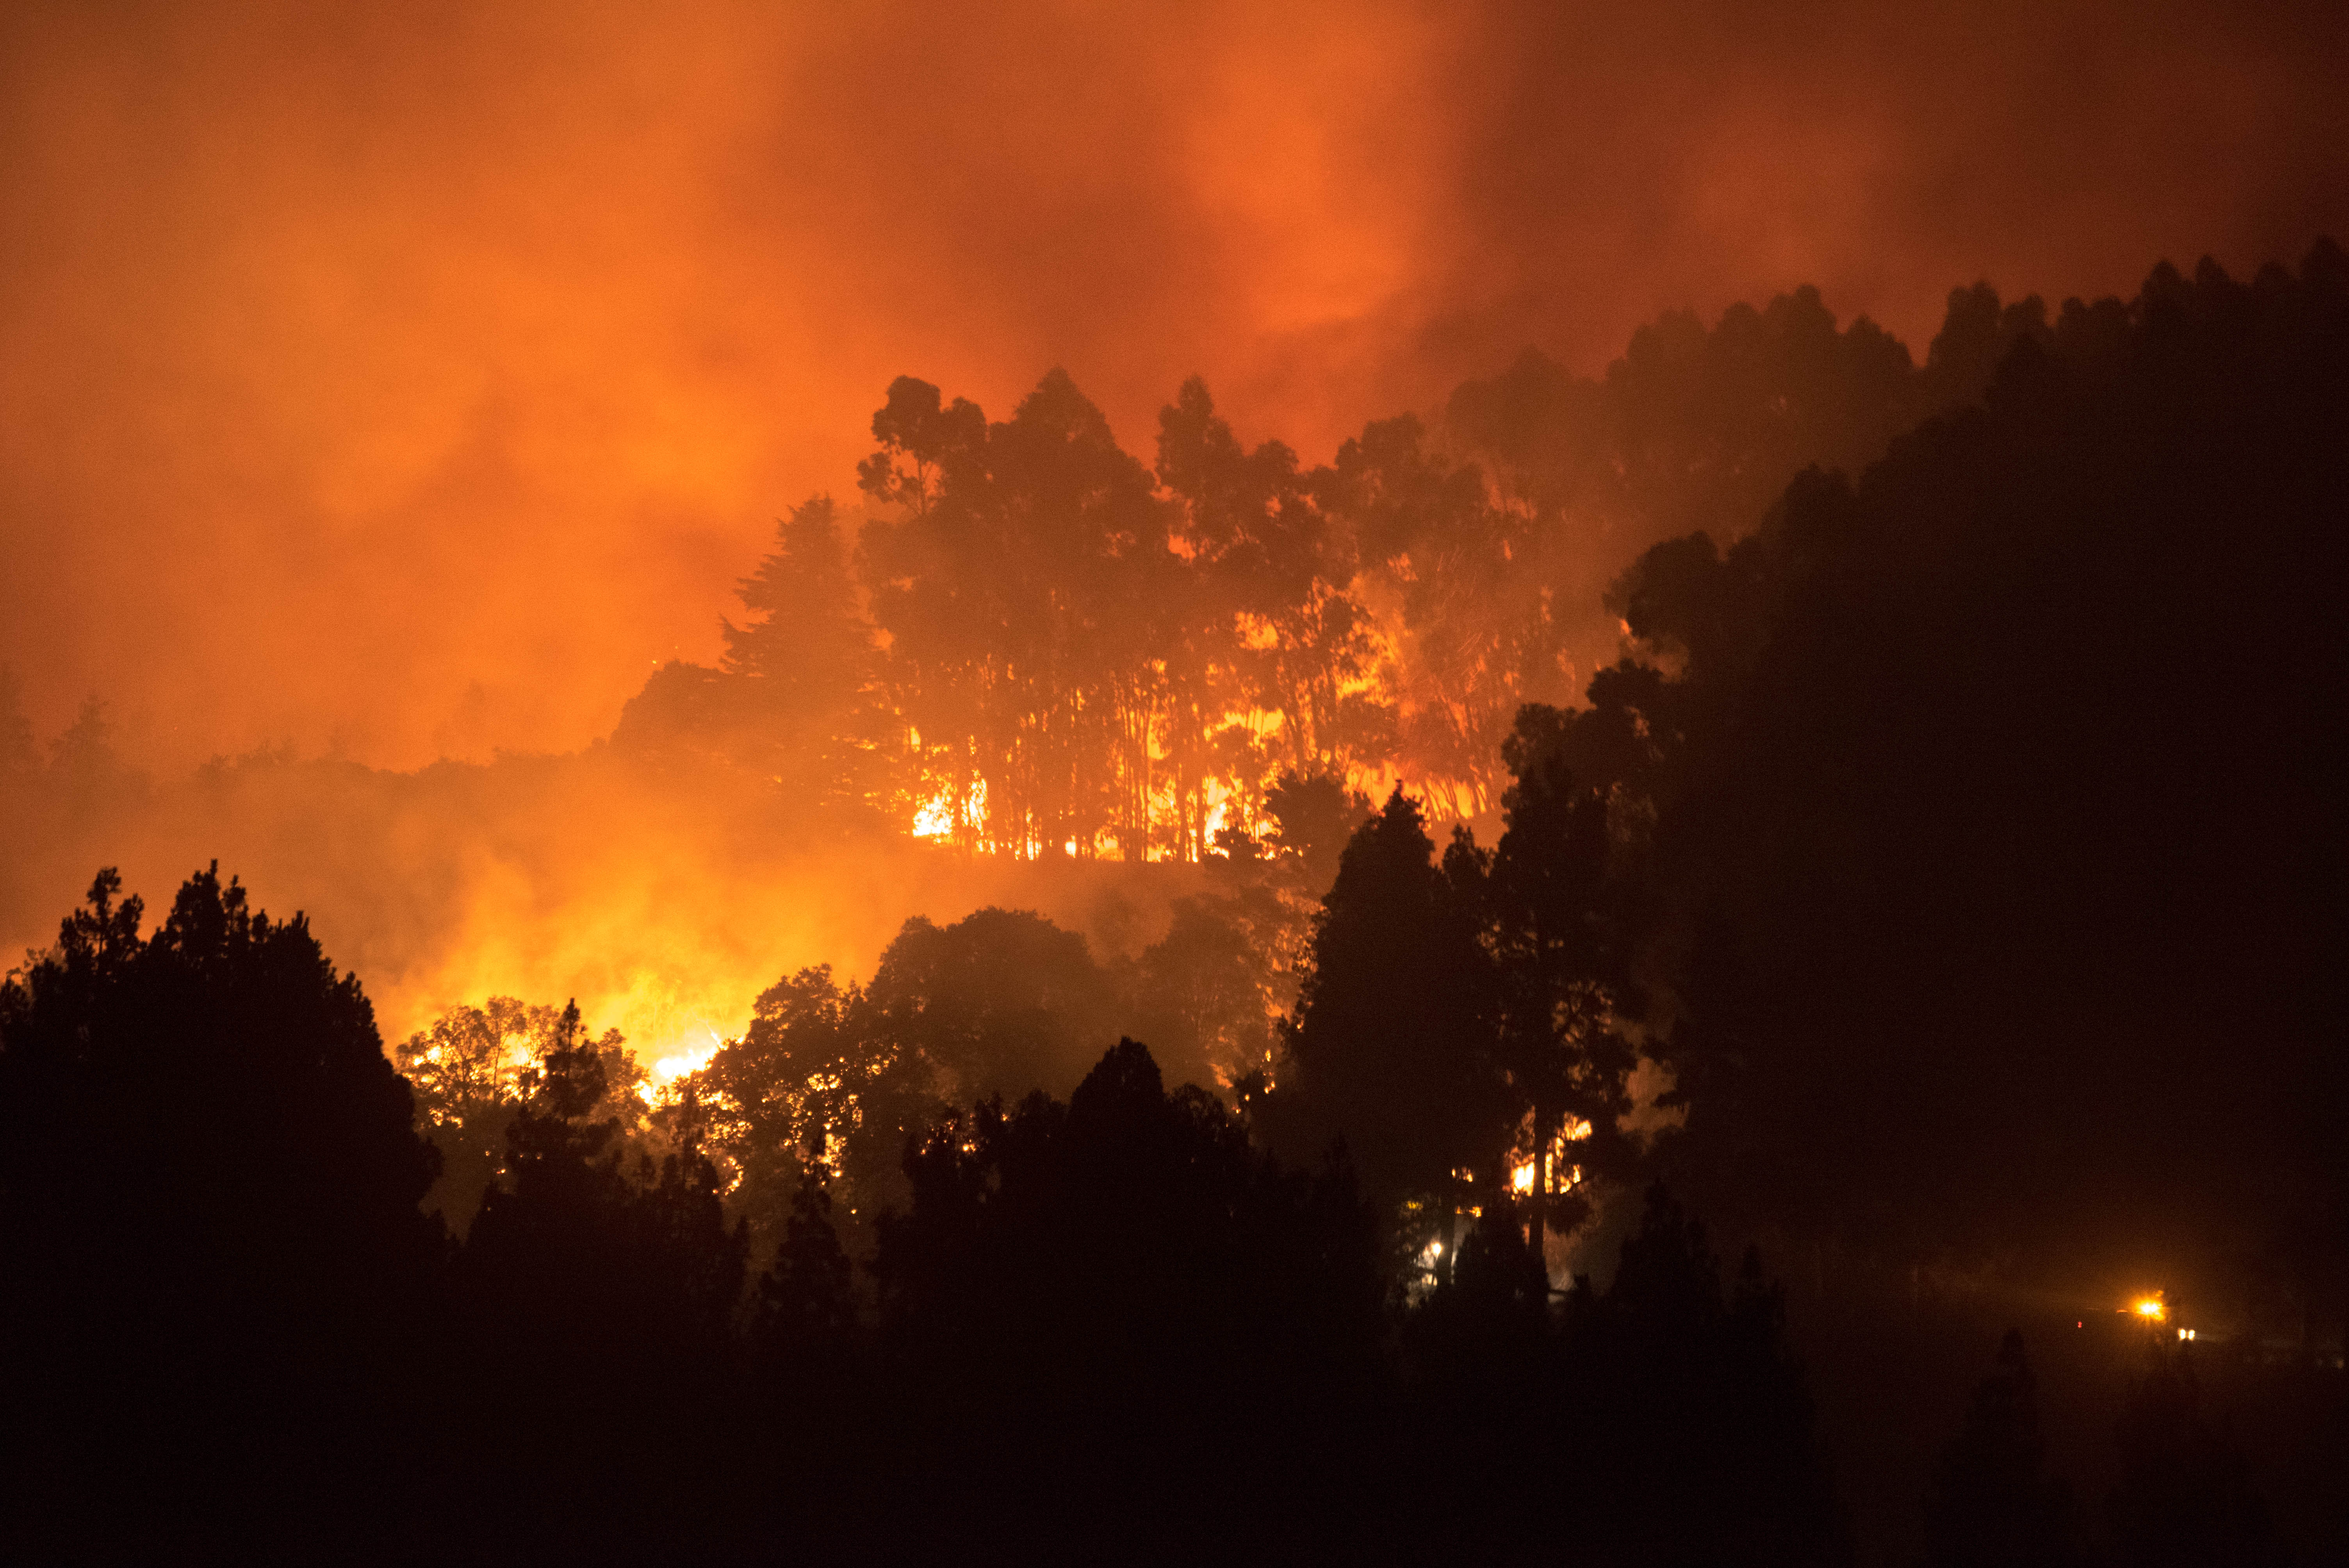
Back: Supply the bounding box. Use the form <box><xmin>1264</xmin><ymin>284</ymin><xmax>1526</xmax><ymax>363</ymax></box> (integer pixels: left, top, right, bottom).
<box><xmin>7</xmin><ymin>0</ymin><xmax>2334</xmax><ymax>779</ymax></box>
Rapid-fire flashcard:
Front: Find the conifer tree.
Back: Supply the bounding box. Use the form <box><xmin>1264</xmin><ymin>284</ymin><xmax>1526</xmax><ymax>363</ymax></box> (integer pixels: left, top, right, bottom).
<box><xmin>1265</xmin><ymin>787</ymin><xmax>1505</xmax><ymax>1273</ymax></box>
<box><xmin>1925</xmin><ymin>1330</ymin><xmax>2076</xmax><ymax>1568</ymax></box>
<box><xmin>2108</xmin><ymin>1338</ymin><xmax>2278</xmax><ymax>1568</ymax></box>
<box><xmin>723</xmin><ymin>494</ymin><xmax>888</xmax><ymax>812</ymax></box>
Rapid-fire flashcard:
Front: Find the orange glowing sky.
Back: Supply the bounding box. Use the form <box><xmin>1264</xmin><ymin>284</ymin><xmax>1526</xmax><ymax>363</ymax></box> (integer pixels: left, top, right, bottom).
<box><xmin>3</xmin><ymin>0</ymin><xmax>2343</xmax><ymax>768</ymax></box>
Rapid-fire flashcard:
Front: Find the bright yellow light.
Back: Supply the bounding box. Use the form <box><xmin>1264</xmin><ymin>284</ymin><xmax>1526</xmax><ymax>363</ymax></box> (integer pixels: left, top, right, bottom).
<box><xmin>2133</xmin><ymin>1295</ymin><xmax>2167</xmax><ymax>1322</ymax></box>
<box><xmin>644</xmin><ymin>1027</ymin><xmax>723</xmax><ymax>1097</ymax></box>
<box><xmin>1499</xmin><ymin>1115</ymin><xmax>1595</xmax><ymax>1200</ymax></box>
<box><xmin>911</xmin><ymin>790</ymin><xmax>956</xmax><ymax>839</ymax></box>
<box><xmin>1200</xmin><ymin>776</ymin><xmax>1233</xmax><ymax>846</ymax></box>
<box><xmin>911</xmin><ymin>776</ymin><xmax>987</xmax><ymax>841</ymax></box>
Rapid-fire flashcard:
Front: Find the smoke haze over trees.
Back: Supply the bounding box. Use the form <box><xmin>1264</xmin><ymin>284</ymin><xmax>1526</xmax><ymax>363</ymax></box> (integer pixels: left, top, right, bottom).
<box><xmin>0</xmin><ymin>256</ymin><xmax>2067</xmax><ymax>1076</ymax></box>
<box><xmin>4</xmin><ymin>0</ymin><xmax>2346</xmax><ymax>771</ymax></box>
<box><xmin>3</xmin><ymin>197</ymin><xmax>2348</xmax><ymax>1559</ymax></box>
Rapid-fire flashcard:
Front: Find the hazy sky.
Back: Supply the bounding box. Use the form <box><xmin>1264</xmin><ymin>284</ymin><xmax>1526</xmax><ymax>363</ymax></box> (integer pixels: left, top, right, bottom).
<box><xmin>4</xmin><ymin>0</ymin><xmax>2343</xmax><ymax>767</ymax></box>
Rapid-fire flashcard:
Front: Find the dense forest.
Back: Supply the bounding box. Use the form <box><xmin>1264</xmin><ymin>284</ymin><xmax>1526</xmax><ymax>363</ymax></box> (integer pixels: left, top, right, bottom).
<box><xmin>4</xmin><ymin>245</ymin><xmax>2346</xmax><ymax>1562</ymax></box>
<box><xmin>613</xmin><ymin>272</ymin><xmax>2048</xmax><ymax>849</ymax></box>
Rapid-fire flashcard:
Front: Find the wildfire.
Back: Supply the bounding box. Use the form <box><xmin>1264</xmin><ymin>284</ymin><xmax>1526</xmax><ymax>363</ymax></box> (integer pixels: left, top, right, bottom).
<box><xmin>645</xmin><ymin>1028</ymin><xmax>725</xmax><ymax>1098</ymax></box>
<box><xmin>911</xmin><ymin>776</ymin><xmax>987</xmax><ymax>841</ymax></box>
<box><xmin>1508</xmin><ymin>1115</ymin><xmax>1593</xmax><ymax>1197</ymax></box>
<box><xmin>1199</xmin><ymin>775</ymin><xmax>1234</xmax><ymax>848</ymax></box>
<box><xmin>900</xmin><ymin>700</ymin><xmax>1410</xmax><ymax>863</ymax></box>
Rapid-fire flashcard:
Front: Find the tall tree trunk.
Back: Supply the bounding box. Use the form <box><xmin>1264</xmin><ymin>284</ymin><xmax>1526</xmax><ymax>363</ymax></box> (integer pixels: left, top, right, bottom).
<box><xmin>1526</xmin><ymin>1103</ymin><xmax>1551</xmax><ymax>1265</ymax></box>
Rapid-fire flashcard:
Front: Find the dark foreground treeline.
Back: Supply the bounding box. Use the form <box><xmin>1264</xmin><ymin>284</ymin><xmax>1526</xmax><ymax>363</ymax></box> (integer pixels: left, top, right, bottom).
<box><xmin>0</xmin><ymin>864</ymin><xmax>2311</xmax><ymax>1558</ymax></box>
<box><xmin>0</xmin><ymin>867</ymin><xmax>2303</xmax><ymax>1564</ymax></box>
<box><xmin>0</xmin><ymin>862</ymin><xmax>1823</xmax><ymax>1561</ymax></box>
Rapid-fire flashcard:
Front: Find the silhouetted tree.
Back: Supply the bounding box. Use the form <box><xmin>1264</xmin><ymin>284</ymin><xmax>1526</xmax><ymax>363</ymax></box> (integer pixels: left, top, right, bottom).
<box><xmin>1150</xmin><ymin>376</ymin><xmax>1257</xmax><ymax>857</ymax></box>
<box><xmin>753</xmin><ymin>1160</ymin><xmax>857</xmax><ymax>1366</ymax></box>
<box><xmin>688</xmin><ymin>962</ymin><xmax>913</xmax><ymax>1257</ymax></box>
<box><xmin>449</xmin><ymin>1001</ymin><xmax>745</xmax><ymax>1554</ymax></box>
<box><xmin>1263</xmin><ymin>766</ymin><xmax>1372</xmax><ymax>885</ymax></box>
<box><xmin>590</xmin><ymin>268</ymin><xmax>2120</xmax><ymax>861</ymax></box>
<box><xmin>1391</xmin><ymin>1194</ymin><xmax>1559</xmax><ymax>1561</ymax></box>
<box><xmin>691</xmin><ymin>906</ymin><xmax>1122</xmax><ymax>1260</ymax></box>
<box><xmin>721</xmin><ymin>494</ymin><xmax>890</xmax><ymax>813</ymax></box>
<box><xmin>1483</xmin><ymin>702</ymin><xmax>1643</xmax><ymax>1253</ymax></box>
<box><xmin>1127</xmin><ymin>883</ymin><xmax>1297</xmax><ymax>1095</ymax></box>
<box><xmin>394</xmin><ymin>994</ymin><xmax>644</xmax><ymax>1235</ymax></box>
<box><xmin>1921</xmin><ymin>283</ymin><xmax>2054</xmax><ymax>410</ymax></box>
<box><xmin>1560</xmin><ymin>1184</ymin><xmax>1846</xmax><ymax>1566</ymax></box>
<box><xmin>1593</xmin><ymin>242</ymin><xmax>2349</xmax><ymax>1293</ymax></box>
<box><xmin>872</xmin><ymin>1038</ymin><xmax>1382</xmax><ymax>1556</ymax></box>
<box><xmin>1316</xmin><ymin>413</ymin><xmax>1536</xmax><ymax>813</ymax></box>
<box><xmin>0</xmin><ymin>866</ymin><xmax>441</xmax><ymax>1552</ymax></box>
<box><xmin>858</xmin><ymin>369</ymin><xmax>1171</xmax><ymax>856</ymax></box>
<box><xmin>1160</xmin><ymin>376</ymin><xmax>1391</xmax><ymax>807</ymax></box>
<box><xmin>863</xmin><ymin>905</ymin><xmax>1120</xmax><ymax>1102</ymax></box>
<box><xmin>1443</xmin><ymin>282</ymin><xmax>1948</xmax><ymax>703</ymax></box>
<box><xmin>2108</xmin><ymin>1337</ymin><xmax>2279</xmax><ymax>1568</ymax></box>
<box><xmin>1264</xmin><ymin>788</ymin><xmax>1506</xmax><ymax>1274</ymax></box>
<box><xmin>1925</xmin><ymin>1330</ymin><xmax>2077</xmax><ymax>1568</ymax></box>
